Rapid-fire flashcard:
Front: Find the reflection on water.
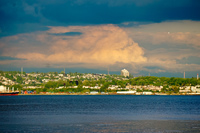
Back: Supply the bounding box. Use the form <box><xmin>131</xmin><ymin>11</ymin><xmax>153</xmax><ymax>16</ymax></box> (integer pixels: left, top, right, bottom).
<box><xmin>0</xmin><ymin>95</ymin><xmax>200</xmax><ymax>132</ymax></box>
<box><xmin>1</xmin><ymin>120</ymin><xmax>200</xmax><ymax>133</ymax></box>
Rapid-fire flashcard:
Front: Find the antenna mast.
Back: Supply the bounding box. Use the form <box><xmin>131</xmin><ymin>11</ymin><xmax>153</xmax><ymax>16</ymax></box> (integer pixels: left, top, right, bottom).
<box><xmin>21</xmin><ymin>67</ymin><xmax>23</xmax><ymax>76</ymax></box>
<box><xmin>108</xmin><ymin>66</ymin><xmax>109</xmax><ymax>75</ymax></box>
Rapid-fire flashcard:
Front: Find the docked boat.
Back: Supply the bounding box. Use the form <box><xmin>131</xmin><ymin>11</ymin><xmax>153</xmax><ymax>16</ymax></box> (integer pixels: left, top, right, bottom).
<box><xmin>0</xmin><ymin>85</ymin><xmax>19</xmax><ymax>96</ymax></box>
<box><xmin>0</xmin><ymin>91</ymin><xmax>19</xmax><ymax>96</ymax></box>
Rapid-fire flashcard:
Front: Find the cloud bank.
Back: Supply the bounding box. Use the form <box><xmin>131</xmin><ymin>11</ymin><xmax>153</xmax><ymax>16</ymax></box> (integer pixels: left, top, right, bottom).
<box><xmin>123</xmin><ymin>20</ymin><xmax>200</xmax><ymax>73</ymax></box>
<box><xmin>0</xmin><ymin>25</ymin><xmax>147</xmax><ymax>69</ymax></box>
<box><xmin>0</xmin><ymin>20</ymin><xmax>200</xmax><ymax>76</ymax></box>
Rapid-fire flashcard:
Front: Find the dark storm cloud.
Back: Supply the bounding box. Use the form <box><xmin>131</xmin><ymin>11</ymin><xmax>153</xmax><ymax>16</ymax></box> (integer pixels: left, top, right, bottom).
<box><xmin>0</xmin><ymin>56</ymin><xmax>26</xmax><ymax>61</ymax></box>
<box><xmin>0</xmin><ymin>0</ymin><xmax>200</xmax><ymax>37</ymax></box>
<box><xmin>0</xmin><ymin>0</ymin><xmax>45</xmax><ymax>37</ymax></box>
<box><xmin>40</xmin><ymin>0</ymin><xmax>200</xmax><ymax>24</ymax></box>
<box><xmin>49</xmin><ymin>32</ymin><xmax>82</xmax><ymax>36</ymax></box>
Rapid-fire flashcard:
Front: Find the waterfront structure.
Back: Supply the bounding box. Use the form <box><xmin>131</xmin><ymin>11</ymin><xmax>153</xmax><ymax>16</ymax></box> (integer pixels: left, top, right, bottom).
<box><xmin>90</xmin><ymin>91</ymin><xmax>99</xmax><ymax>94</ymax></box>
<box><xmin>117</xmin><ymin>91</ymin><xmax>136</xmax><ymax>94</ymax></box>
<box><xmin>121</xmin><ymin>69</ymin><xmax>129</xmax><ymax>77</ymax></box>
<box><xmin>0</xmin><ymin>85</ymin><xmax>19</xmax><ymax>96</ymax></box>
<box><xmin>197</xmin><ymin>73</ymin><xmax>199</xmax><ymax>80</ymax></box>
<box><xmin>143</xmin><ymin>92</ymin><xmax>153</xmax><ymax>95</ymax></box>
<box><xmin>0</xmin><ymin>85</ymin><xmax>6</xmax><ymax>92</ymax></box>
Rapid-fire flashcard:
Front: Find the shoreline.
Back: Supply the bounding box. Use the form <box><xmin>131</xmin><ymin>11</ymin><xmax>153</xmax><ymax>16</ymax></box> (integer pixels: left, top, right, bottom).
<box><xmin>18</xmin><ymin>93</ymin><xmax>200</xmax><ymax>96</ymax></box>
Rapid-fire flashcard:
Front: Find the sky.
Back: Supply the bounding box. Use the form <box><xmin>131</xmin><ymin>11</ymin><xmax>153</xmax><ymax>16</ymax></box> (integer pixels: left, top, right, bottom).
<box><xmin>0</xmin><ymin>0</ymin><xmax>200</xmax><ymax>77</ymax></box>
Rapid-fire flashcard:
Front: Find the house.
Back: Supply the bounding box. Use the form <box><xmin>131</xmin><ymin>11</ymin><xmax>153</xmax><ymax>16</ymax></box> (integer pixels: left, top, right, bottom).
<box><xmin>180</xmin><ymin>86</ymin><xmax>191</xmax><ymax>93</ymax></box>
<box><xmin>58</xmin><ymin>74</ymin><xmax>64</xmax><ymax>77</ymax></box>
<box><xmin>143</xmin><ymin>92</ymin><xmax>153</xmax><ymax>95</ymax></box>
<box><xmin>191</xmin><ymin>85</ymin><xmax>200</xmax><ymax>93</ymax></box>
<box><xmin>90</xmin><ymin>91</ymin><xmax>99</xmax><ymax>94</ymax></box>
<box><xmin>117</xmin><ymin>91</ymin><xmax>136</xmax><ymax>94</ymax></box>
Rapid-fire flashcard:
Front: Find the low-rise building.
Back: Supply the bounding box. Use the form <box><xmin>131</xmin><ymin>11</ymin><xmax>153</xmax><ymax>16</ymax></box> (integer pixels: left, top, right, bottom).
<box><xmin>90</xmin><ymin>91</ymin><xmax>99</xmax><ymax>94</ymax></box>
<box><xmin>191</xmin><ymin>85</ymin><xmax>200</xmax><ymax>93</ymax></box>
<box><xmin>117</xmin><ymin>91</ymin><xmax>136</xmax><ymax>94</ymax></box>
<box><xmin>42</xmin><ymin>79</ymin><xmax>49</xmax><ymax>83</ymax></box>
<box><xmin>180</xmin><ymin>86</ymin><xmax>191</xmax><ymax>93</ymax></box>
<box><xmin>56</xmin><ymin>86</ymin><xmax>65</xmax><ymax>89</ymax></box>
<box><xmin>143</xmin><ymin>92</ymin><xmax>153</xmax><ymax>95</ymax></box>
<box><xmin>58</xmin><ymin>74</ymin><xmax>64</xmax><ymax>77</ymax></box>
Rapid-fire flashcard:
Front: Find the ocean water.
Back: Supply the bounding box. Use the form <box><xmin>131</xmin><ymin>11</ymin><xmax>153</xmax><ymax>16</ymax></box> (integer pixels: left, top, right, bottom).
<box><xmin>0</xmin><ymin>95</ymin><xmax>200</xmax><ymax>132</ymax></box>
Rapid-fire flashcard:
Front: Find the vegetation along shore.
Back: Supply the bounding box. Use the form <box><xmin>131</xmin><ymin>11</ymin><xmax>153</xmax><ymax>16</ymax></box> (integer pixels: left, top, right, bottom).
<box><xmin>0</xmin><ymin>71</ymin><xmax>200</xmax><ymax>95</ymax></box>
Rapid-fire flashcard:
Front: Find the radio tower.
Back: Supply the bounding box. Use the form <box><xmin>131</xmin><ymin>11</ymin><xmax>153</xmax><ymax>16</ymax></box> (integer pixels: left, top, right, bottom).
<box><xmin>108</xmin><ymin>67</ymin><xmax>109</xmax><ymax>75</ymax></box>
<box><xmin>183</xmin><ymin>71</ymin><xmax>185</xmax><ymax>79</ymax></box>
<box><xmin>21</xmin><ymin>67</ymin><xmax>23</xmax><ymax>77</ymax></box>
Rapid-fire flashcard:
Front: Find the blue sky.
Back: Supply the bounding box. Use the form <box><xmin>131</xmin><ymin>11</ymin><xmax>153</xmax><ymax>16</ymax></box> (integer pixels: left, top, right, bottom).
<box><xmin>0</xmin><ymin>0</ymin><xmax>200</xmax><ymax>77</ymax></box>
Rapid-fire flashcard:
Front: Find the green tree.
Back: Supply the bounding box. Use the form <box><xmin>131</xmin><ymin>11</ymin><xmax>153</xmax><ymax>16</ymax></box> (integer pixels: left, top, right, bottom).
<box><xmin>45</xmin><ymin>81</ymin><xmax>57</xmax><ymax>89</ymax></box>
<box><xmin>100</xmin><ymin>82</ymin><xmax>110</xmax><ymax>92</ymax></box>
<box><xmin>16</xmin><ymin>76</ymin><xmax>23</xmax><ymax>84</ymax></box>
<box><xmin>83</xmin><ymin>80</ymin><xmax>90</xmax><ymax>86</ymax></box>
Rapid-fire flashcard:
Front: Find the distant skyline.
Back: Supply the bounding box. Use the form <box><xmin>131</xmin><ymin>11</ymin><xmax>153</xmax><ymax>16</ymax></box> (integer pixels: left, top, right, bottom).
<box><xmin>0</xmin><ymin>0</ymin><xmax>200</xmax><ymax>78</ymax></box>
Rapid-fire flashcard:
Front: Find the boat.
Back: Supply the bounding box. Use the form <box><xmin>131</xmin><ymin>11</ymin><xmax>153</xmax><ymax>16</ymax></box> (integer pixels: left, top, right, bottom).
<box><xmin>0</xmin><ymin>85</ymin><xmax>19</xmax><ymax>96</ymax></box>
<box><xmin>0</xmin><ymin>91</ymin><xmax>19</xmax><ymax>96</ymax></box>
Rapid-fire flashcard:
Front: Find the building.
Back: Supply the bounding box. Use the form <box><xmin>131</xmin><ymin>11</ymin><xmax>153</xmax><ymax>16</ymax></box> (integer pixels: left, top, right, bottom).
<box><xmin>121</xmin><ymin>69</ymin><xmax>129</xmax><ymax>77</ymax></box>
<box><xmin>0</xmin><ymin>85</ymin><xmax>6</xmax><ymax>92</ymax></box>
<box><xmin>143</xmin><ymin>92</ymin><xmax>153</xmax><ymax>95</ymax></box>
<box><xmin>58</xmin><ymin>74</ymin><xmax>64</xmax><ymax>77</ymax></box>
<box><xmin>191</xmin><ymin>85</ymin><xmax>200</xmax><ymax>93</ymax></box>
<box><xmin>90</xmin><ymin>91</ymin><xmax>99</xmax><ymax>94</ymax></box>
<box><xmin>117</xmin><ymin>91</ymin><xmax>136</xmax><ymax>94</ymax></box>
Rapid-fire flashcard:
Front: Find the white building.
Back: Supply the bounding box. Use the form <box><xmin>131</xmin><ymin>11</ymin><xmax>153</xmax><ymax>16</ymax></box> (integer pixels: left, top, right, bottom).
<box><xmin>42</xmin><ymin>79</ymin><xmax>49</xmax><ymax>83</ymax></box>
<box><xmin>90</xmin><ymin>91</ymin><xmax>99</xmax><ymax>94</ymax></box>
<box><xmin>179</xmin><ymin>86</ymin><xmax>191</xmax><ymax>93</ymax></box>
<box><xmin>191</xmin><ymin>85</ymin><xmax>200</xmax><ymax>93</ymax></box>
<box><xmin>56</xmin><ymin>86</ymin><xmax>65</xmax><ymax>89</ymax></box>
<box><xmin>58</xmin><ymin>74</ymin><xmax>64</xmax><ymax>77</ymax></box>
<box><xmin>0</xmin><ymin>85</ymin><xmax>6</xmax><ymax>92</ymax></box>
<box><xmin>117</xmin><ymin>91</ymin><xmax>136</xmax><ymax>94</ymax></box>
<box><xmin>121</xmin><ymin>69</ymin><xmax>129</xmax><ymax>77</ymax></box>
<box><xmin>143</xmin><ymin>92</ymin><xmax>153</xmax><ymax>95</ymax></box>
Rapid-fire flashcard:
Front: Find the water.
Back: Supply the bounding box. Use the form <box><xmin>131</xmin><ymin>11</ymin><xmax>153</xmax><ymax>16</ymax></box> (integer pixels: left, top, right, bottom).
<box><xmin>1</xmin><ymin>95</ymin><xmax>200</xmax><ymax>132</ymax></box>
